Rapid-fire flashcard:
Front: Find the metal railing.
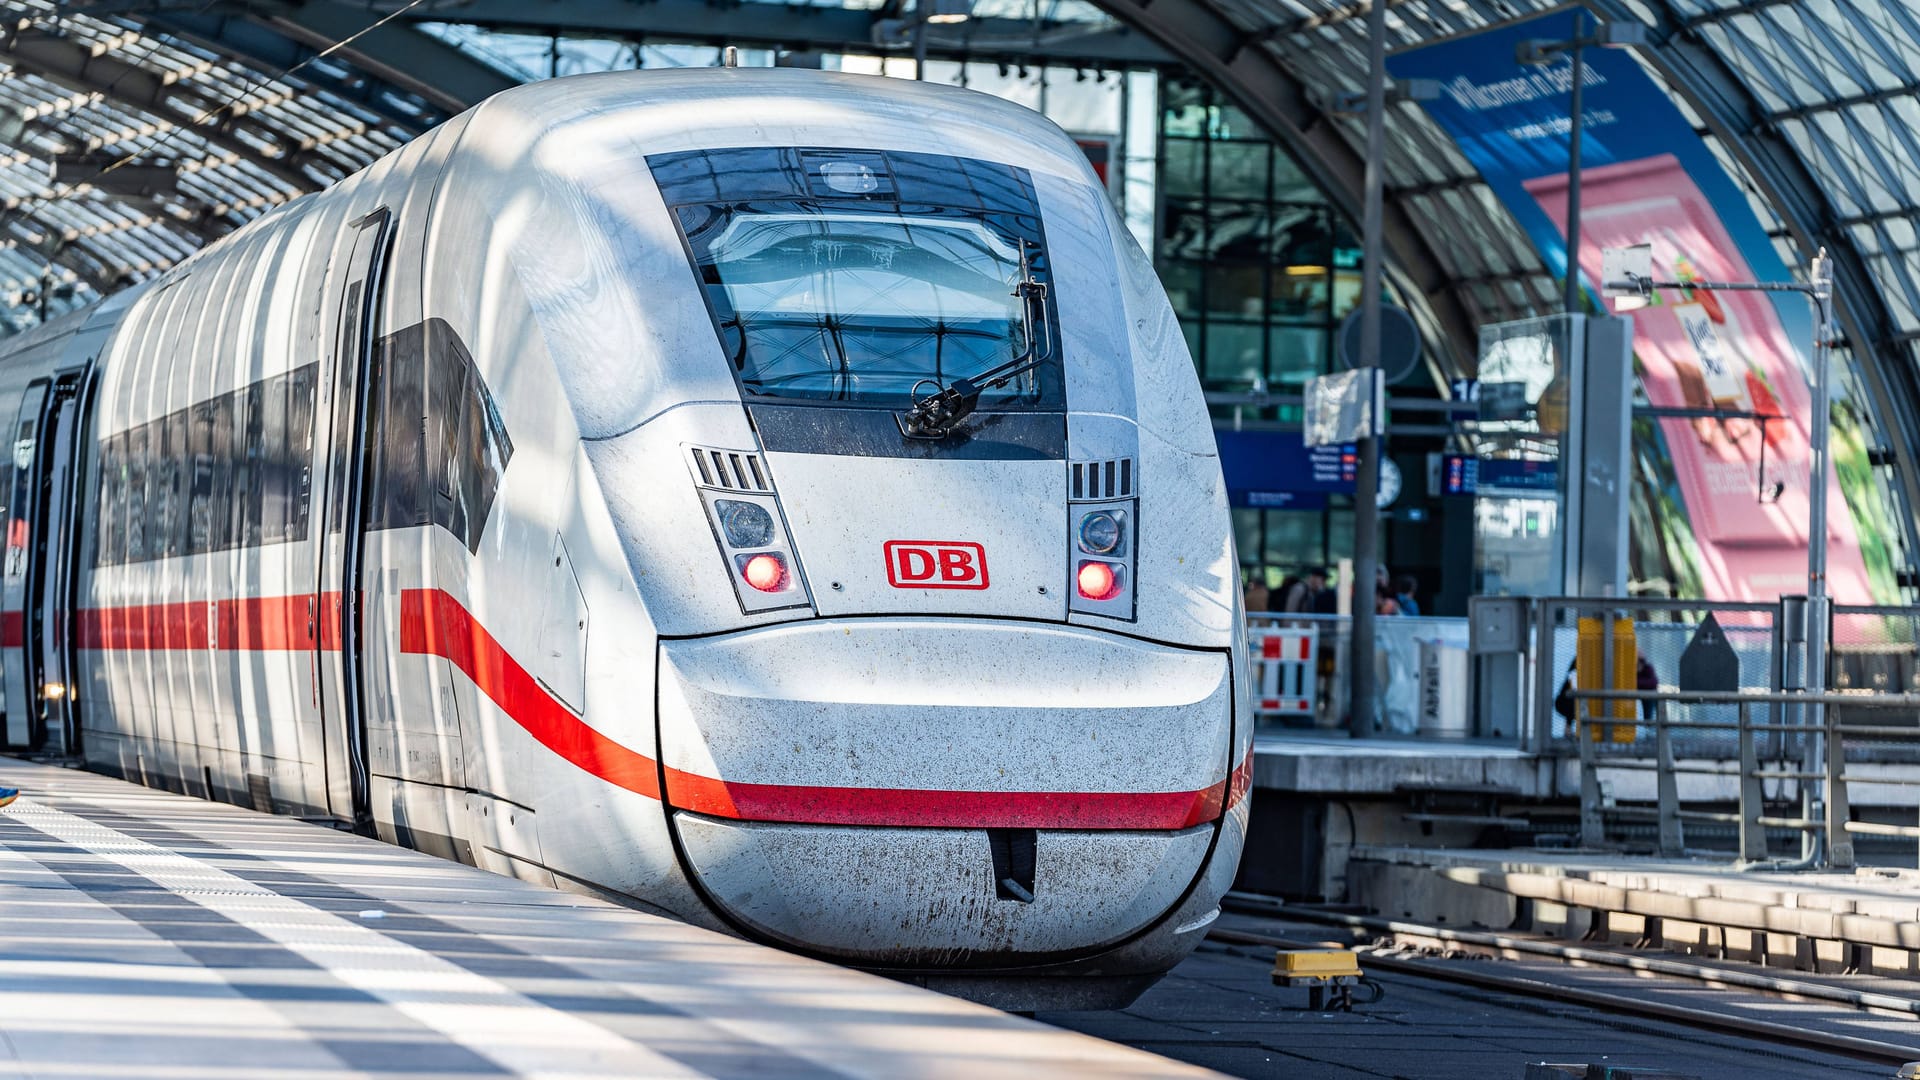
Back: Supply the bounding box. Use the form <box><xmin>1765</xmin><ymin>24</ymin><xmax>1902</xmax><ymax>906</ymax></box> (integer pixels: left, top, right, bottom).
<box><xmin>1569</xmin><ymin>686</ymin><xmax>1920</xmax><ymax>869</ymax></box>
<box><xmin>1528</xmin><ymin>596</ymin><xmax>1782</xmax><ymax>756</ymax></box>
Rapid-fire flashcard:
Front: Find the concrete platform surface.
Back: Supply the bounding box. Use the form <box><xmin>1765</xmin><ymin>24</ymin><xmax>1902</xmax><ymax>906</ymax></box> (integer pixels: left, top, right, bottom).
<box><xmin>0</xmin><ymin>759</ymin><xmax>1215</xmax><ymax>1079</ymax></box>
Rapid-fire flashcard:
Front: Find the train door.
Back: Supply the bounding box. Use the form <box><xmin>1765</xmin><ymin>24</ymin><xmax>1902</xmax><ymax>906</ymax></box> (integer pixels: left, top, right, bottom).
<box><xmin>1</xmin><ymin>372</ymin><xmax>86</xmax><ymax>754</ymax></box>
<box><xmin>1</xmin><ymin>382</ymin><xmax>47</xmax><ymax>748</ymax></box>
<box><xmin>314</xmin><ymin>208</ymin><xmax>392</xmax><ymax>831</ymax></box>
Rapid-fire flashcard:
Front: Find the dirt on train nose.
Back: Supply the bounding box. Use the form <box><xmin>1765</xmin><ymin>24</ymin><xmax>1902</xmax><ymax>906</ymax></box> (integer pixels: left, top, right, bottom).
<box><xmin>653</xmin><ymin>617</ymin><xmax>1235</xmax><ymax>963</ymax></box>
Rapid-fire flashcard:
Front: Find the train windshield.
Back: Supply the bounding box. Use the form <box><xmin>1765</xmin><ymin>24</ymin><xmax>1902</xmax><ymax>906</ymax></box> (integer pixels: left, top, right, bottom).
<box><xmin>651</xmin><ymin>147</ymin><xmax>1063</xmax><ymax>409</ymax></box>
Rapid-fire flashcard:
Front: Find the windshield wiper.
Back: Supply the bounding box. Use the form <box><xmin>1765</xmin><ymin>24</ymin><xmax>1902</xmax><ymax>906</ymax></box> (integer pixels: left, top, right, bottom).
<box><xmin>900</xmin><ymin>241</ymin><xmax>1053</xmax><ymax>440</ymax></box>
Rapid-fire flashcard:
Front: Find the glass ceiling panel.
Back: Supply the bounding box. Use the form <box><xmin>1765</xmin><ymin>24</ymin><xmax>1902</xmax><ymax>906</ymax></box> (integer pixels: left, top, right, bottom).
<box><xmin>0</xmin><ymin>5</ymin><xmax>420</xmax><ymax>335</ymax></box>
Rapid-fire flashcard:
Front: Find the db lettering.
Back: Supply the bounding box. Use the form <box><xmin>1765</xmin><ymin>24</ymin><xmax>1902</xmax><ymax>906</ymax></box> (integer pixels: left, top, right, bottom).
<box><xmin>884</xmin><ymin>541</ymin><xmax>989</xmax><ymax>590</ymax></box>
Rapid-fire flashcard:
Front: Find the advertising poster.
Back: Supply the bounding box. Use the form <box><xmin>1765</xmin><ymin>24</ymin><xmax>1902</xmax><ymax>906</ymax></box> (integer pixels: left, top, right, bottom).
<box><xmin>1389</xmin><ymin>13</ymin><xmax>1893</xmax><ymax>603</ymax></box>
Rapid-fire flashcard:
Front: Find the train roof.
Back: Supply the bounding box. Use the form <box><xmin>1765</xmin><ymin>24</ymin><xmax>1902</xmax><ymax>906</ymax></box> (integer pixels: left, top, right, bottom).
<box><xmin>455</xmin><ymin>66</ymin><xmax>1104</xmax><ymax>189</ymax></box>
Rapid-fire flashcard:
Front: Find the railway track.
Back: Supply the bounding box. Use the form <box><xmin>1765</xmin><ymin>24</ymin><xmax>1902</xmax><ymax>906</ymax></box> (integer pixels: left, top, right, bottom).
<box><xmin>1213</xmin><ymin>890</ymin><xmax>1920</xmax><ymax>1067</ymax></box>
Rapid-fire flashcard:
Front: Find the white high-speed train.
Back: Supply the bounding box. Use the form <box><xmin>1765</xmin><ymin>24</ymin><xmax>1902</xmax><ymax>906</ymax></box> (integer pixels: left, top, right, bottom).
<box><xmin>0</xmin><ymin>68</ymin><xmax>1249</xmax><ymax>1009</ymax></box>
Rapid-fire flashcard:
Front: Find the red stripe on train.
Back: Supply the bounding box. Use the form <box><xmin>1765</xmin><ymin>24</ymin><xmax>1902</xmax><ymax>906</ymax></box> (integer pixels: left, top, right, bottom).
<box><xmin>398</xmin><ymin>588</ymin><xmax>663</xmax><ymax>801</ymax></box>
<box><xmin>53</xmin><ymin>588</ymin><xmax>1249</xmax><ymax>828</ymax></box>
<box><xmin>395</xmin><ymin>588</ymin><xmax>1245</xmax><ymax>829</ymax></box>
<box><xmin>71</xmin><ymin>595</ymin><xmax>335</xmax><ymax>651</ymax></box>
<box><xmin>661</xmin><ymin>766</ymin><xmax>1230</xmax><ymax>830</ymax></box>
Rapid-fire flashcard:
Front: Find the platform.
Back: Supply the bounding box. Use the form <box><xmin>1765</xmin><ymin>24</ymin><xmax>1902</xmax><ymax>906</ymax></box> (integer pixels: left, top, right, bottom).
<box><xmin>0</xmin><ymin>759</ymin><xmax>1213</xmax><ymax>1079</ymax></box>
<box><xmin>1251</xmin><ymin>733</ymin><xmax>1560</xmax><ymax>798</ymax></box>
<box><xmin>1349</xmin><ymin>845</ymin><xmax>1920</xmax><ymax>978</ymax></box>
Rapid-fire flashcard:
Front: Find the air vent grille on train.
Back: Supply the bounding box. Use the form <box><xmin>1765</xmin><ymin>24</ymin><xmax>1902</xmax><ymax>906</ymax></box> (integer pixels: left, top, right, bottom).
<box><xmin>686</xmin><ymin>446</ymin><xmax>772</xmax><ymax>493</ymax></box>
<box><xmin>1071</xmin><ymin>458</ymin><xmax>1135</xmax><ymax>501</ymax></box>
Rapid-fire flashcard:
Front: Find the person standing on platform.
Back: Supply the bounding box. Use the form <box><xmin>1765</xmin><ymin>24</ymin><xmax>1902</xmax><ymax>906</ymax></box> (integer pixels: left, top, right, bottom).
<box><xmin>1393</xmin><ymin>575</ymin><xmax>1421</xmax><ymax>616</ymax></box>
<box><xmin>1244</xmin><ymin>572</ymin><xmax>1271</xmax><ymax>614</ymax></box>
<box><xmin>1280</xmin><ymin>566</ymin><xmax>1328</xmax><ymax>614</ymax></box>
<box><xmin>1311</xmin><ymin>568</ymin><xmax>1339</xmax><ymax>614</ymax></box>
<box><xmin>1375</xmin><ymin>580</ymin><xmax>1401</xmax><ymax>616</ymax></box>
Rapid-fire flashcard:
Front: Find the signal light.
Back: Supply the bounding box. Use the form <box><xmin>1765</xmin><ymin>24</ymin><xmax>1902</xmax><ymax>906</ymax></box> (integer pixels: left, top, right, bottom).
<box><xmin>742</xmin><ymin>553</ymin><xmax>787</xmax><ymax>592</ymax></box>
<box><xmin>1077</xmin><ymin>560</ymin><xmax>1119</xmax><ymax>601</ymax></box>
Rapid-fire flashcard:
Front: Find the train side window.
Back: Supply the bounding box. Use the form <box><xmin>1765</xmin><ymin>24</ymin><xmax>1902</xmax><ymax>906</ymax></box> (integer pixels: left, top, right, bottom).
<box><xmin>5</xmin><ymin>409</ymin><xmax>39</xmax><ymax>581</ymax></box>
<box><xmin>188</xmin><ymin>402</ymin><xmax>218</xmax><ymax>555</ymax></box>
<box><xmin>93</xmin><ymin>434</ymin><xmax>123</xmax><ymax>567</ymax></box>
<box><xmin>159</xmin><ymin>411</ymin><xmax>188</xmax><ymax>560</ymax></box>
<box><xmin>372</xmin><ymin>326</ymin><xmax>427</xmax><ymax>532</ymax></box>
<box><xmin>459</xmin><ymin>361</ymin><xmax>512</xmax><ymax>553</ymax></box>
<box><xmin>424</xmin><ymin>324</ymin><xmax>511</xmax><ymax>554</ymax></box>
<box><xmin>236</xmin><ymin>382</ymin><xmax>264</xmax><ymax>549</ymax></box>
<box><xmin>327</xmin><ymin>282</ymin><xmax>363</xmax><ymax>533</ymax></box>
<box><xmin>285</xmin><ymin>364</ymin><xmax>315</xmax><ymax>542</ymax></box>
<box><xmin>258</xmin><ymin>372</ymin><xmax>289</xmax><ymax>544</ymax></box>
<box><xmin>124</xmin><ymin>427</ymin><xmax>148</xmax><ymax>563</ymax></box>
<box><xmin>426</xmin><ymin>325</ymin><xmax>465</xmax><ymax>538</ymax></box>
<box><xmin>94</xmin><ymin>365</ymin><xmax>319</xmax><ymax>563</ymax></box>
<box><xmin>211</xmin><ymin>394</ymin><xmax>236</xmax><ymax>552</ymax></box>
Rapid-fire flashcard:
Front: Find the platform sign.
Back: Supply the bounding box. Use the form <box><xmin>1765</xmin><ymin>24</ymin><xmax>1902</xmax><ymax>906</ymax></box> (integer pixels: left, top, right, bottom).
<box><xmin>1440</xmin><ymin>454</ymin><xmax>1478</xmax><ymax>496</ymax></box>
<box><xmin>1478</xmin><ymin>458</ymin><xmax>1558</xmax><ymax>493</ymax></box>
<box><xmin>1245</xmin><ymin>491</ymin><xmax>1328</xmax><ymax>511</ymax></box>
<box><xmin>1215</xmin><ymin>429</ymin><xmax>1357</xmax><ymax>509</ymax></box>
<box><xmin>1310</xmin><ymin>444</ymin><xmax>1359</xmax><ymax>487</ymax></box>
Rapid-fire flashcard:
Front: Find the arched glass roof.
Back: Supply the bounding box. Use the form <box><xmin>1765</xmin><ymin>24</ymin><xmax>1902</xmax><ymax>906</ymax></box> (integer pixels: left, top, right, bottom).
<box><xmin>0</xmin><ymin>1</ymin><xmax>435</xmax><ymax>329</ymax></box>
<box><xmin>17</xmin><ymin>0</ymin><xmax>1920</xmax><ymax>468</ymax></box>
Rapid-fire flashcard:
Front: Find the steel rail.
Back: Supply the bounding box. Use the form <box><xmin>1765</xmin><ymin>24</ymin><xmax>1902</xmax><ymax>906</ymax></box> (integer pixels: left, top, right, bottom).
<box><xmin>1213</xmin><ymin>893</ymin><xmax>1920</xmax><ymax>1066</ymax></box>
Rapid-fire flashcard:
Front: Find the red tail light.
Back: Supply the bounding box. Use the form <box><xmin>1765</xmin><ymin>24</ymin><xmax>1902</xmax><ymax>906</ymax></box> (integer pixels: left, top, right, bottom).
<box><xmin>1077</xmin><ymin>560</ymin><xmax>1118</xmax><ymax>601</ymax></box>
<box><xmin>743</xmin><ymin>553</ymin><xmax>787</xmax><ymax>592</ymax></box>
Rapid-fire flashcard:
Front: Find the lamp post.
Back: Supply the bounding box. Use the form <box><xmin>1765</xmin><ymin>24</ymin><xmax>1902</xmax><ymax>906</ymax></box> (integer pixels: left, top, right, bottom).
<box><xmin>1342</xmin><ymin>0</ymin><xmax>1390</xmax><ymax>739</ymax></box>
<box><xmin>1339</xmin><ymin>10</ymin><xmax>1438</xmax><ymax>739</ymax></box>
<box><xmin>1604</xmin><ymin>245</ymin><xmax>1840</xmax><ymax>864</ymax></box>
<box><xmin>1518</xmin><ymin>18</ymin><xmax>1649</xmax><ymax>314</ymax></box>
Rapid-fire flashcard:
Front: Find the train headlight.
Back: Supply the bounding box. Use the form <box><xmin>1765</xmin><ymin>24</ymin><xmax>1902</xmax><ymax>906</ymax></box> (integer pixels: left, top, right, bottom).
<box><xmin>717</xmin><ymin>500</ymin><xmax>775</xmax><ymax>548</ymax></box>
<box><xmin>687</xmin><ymin>445</ymin><xmax>811</xmax><ymax>614</ymax></box>
<box><xmin>1067</xmin><ymin>457</ymin><xmax>1137</xmax><ymax>621</ymax></box>
<box><xmin>1076</xmin><ymin>560</ymin><xmax>1121</xmax><ymax>601</ymax></box>
<box><xmin>1078</xmin><ymin>510</ymin><xmax>1125</xmax><ymax>555</ymax></box>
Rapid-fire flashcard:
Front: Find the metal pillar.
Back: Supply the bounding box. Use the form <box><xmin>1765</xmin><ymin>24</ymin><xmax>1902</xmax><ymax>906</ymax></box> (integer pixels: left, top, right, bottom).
<box><xmin>1599</xmin><ymin>250</ymin><xmax>1841</xmax><ymax>866</ymax></box>
<box><xmin>1807</xmin><ymin>253</ymin><xmax>1839</xmax><ymax>866</ymax></box>
<box><xmin>1348</xmin><ymin>0</ymin><xmax>1387</xmax><ymax>738</ymax></box>
<box><xmin>1736</xmin><ymin>701</ymin><xmax>1768</xmax><ymax>862</ymax></box>
<box><xmin>1564</xmin><ymin>12</ymin><xmax>1585</xmax><ymax>316</ymax></box>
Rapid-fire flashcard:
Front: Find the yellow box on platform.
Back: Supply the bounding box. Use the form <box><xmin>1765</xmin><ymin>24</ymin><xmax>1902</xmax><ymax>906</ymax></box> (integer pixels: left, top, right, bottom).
<box><xmin>1576</xmin><ymin>615</ymin><xmax>1637</xmax><ymax>743</ymax></box>
<box><xmin>1271</xmin><ymin>950</ymin><xmax>1362</xmax><ymax>981</ymax></box>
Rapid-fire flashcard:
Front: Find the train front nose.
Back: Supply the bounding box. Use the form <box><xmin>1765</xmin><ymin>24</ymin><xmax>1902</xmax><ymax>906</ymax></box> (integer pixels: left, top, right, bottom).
<box><xmin>656</xmin><ymin>619</ymin><xmax>1234</xmax><ymax>965</ymax></box>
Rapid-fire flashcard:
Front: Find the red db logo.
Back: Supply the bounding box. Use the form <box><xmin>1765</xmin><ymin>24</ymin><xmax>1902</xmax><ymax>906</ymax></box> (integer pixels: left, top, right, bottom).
<box><xmin>884</xmin><ymin>540</ymin><xmax>989</xmax><ymax>590</ymax></box>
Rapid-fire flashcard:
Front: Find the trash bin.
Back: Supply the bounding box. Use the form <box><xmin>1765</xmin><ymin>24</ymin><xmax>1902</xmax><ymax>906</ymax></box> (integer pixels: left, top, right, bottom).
<box><xmin>1418</xmin><ymin>640</ymin><xmax>1471</xmax><ymax>738</ymax></box>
